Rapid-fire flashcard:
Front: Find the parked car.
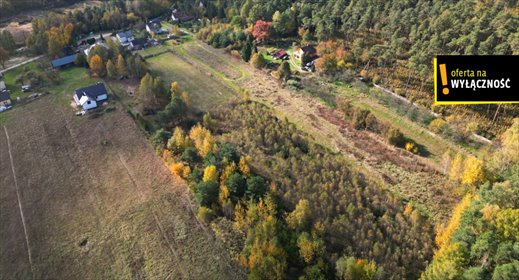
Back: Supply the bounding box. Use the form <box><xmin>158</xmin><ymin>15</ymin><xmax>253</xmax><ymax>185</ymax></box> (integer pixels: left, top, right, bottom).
<box><xmin>21</xmin><ymin>85</ymin><xmax>31</xmax><ymax>92</ymax></box>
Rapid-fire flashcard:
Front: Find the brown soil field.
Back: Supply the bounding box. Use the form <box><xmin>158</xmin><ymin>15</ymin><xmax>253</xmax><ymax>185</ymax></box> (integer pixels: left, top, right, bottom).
<box><xmin>0</xmin><ymin>95</ymin><xmax>244</xmax><ymax>279</ymax></box>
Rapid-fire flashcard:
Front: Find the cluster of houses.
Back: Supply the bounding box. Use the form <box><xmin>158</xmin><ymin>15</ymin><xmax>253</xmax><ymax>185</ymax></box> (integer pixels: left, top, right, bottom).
<box><xmin>1</xmin><ymin>8</ymin><xmax>199</xmax><ymax>114</ymax></box>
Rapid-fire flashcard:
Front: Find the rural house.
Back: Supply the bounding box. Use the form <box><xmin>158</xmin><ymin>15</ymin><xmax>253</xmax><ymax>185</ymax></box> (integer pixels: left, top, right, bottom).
<box><xmin>146</xmin><ymin>19</ymin><xmax>166</xmax><ymax>35</ymax></box>
<box><xmin>73</xmin><ymin>83</ymin><xmax>108</xmax><ymax>110</ymax></box>
<box><xmin>171</xmin><ymin>9</ymin><xmax>194</xmax><ymax>22</ymax></box>
<box><xmin>51</xmin><ymin>54</ymin><xmax>77</xmax><ymax>69</ymax></box>
<box><xmin>0</xmin><ymin>73</ymin><xmax>5</xmax><ymax>91</ymax></box>
<box><xmin>294</xmin><ymin>45</ymin><xmax>317</xmax><ymax>63</ymax></box>
<box><xmin>116</xmin><ymin>31</ymin><xmax>134</xmax><ymax>47</ymax></box>
<box><xmin>0</xmin><ymin>91</ymin><xmax>11</xmax><ymax>108</ymax></box>
<box><xmin>130</xmin><ymin>38</ymin><xmax>148</xmax><ymax>50</ymax></box>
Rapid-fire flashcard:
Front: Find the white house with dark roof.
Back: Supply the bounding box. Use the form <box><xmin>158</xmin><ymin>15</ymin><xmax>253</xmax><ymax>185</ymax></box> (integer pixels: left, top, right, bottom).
<box><xmin>73</xmin><ymin>83</ymin><xmax>108</xmax><ymax>110</ymax></box>
<box><xmin>116</xmin><ymin>31</ymin><xmax>134</xmax><ymax>47</ymax></box>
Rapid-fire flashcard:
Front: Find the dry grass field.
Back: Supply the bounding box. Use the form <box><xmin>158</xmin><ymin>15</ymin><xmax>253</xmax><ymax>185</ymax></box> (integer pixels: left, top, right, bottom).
<box><xmin>146</xmin><ymin>52</ymin><xmax>236</xmax><ymax>111</ymax></box>
<box><xmin>0</xmin><ymin>94</ymin><xmax>244</xmax><ymax>279</ymax></box>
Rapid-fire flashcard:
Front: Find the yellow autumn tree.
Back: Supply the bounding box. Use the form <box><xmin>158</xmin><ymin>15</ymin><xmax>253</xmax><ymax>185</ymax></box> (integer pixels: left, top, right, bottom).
<box><xmin>89</xmin><ymin>55</ymin><xmax>105</xmax><ymax>77</ymax></box>
<box><xmin>449</xmin><ymin>153</ymin><xmax>464</xmax><ymax>182</ymax></box>
<box><xmin>203</xmin><ymin>165</ymin><xmax>218</xmax><ymax>182</ymax></box>
<box><xmin>220</xmin><ymin>162</ymin><xmax>237</xmax><ymax>183</ymax></box>
<box><xmin>201</xmin><ymin>137</ymin><xmax>214</xmax><ymax>158</ymax></box>
<box><xmin>239</xmin><ymin>156</ymin><xmax>250</xmax><ymax>177</ymax></box>
<box><xmin>162</xmin><ymin>149</ymin><xmax>173</xmax><ymax>162</ymax></box>
<box><xmin>286</xmin><ymin>199</ymin><xmax>311</xmax><ymax>231</ymax></box>
<box><xmin>219</xmin><ymin>185</ymin><xmax>230</xmax><ymax>204</ymax></box>
<box><xmin>461</xmin><ymin>156</ymin><xmax>485</xmax><ymax>186</ymax></box>
<box><xmin>189</xmin><ymin>124</ymin><xmax>214</xmax><ymax>157</ymax></box>
<box><xmin>169</xmin><ymin>162</ymin><xmax>185</xmax><ymax>177</ymax></box>
<box><xmin>297</xmin><ymin>232</ymin><xmax>325</xmax><ymax>264</ymax></box>
<box><xmin>435</xmin><ymin>193</ymin><xmax>473</xmax><ymax>252</ymax></box>
<box><xmin>182</xmin><ymin>165</ymin><xmax>191</xmax><ymax>178</ymax></box>
<box><xmin>168</xmin><ymin>127</ymin><xmax>189</xmax><ymax>153</ymax></box>
<box><xmin>170</xmin><ymin>81</ymin><xmax>181</xmax><ymax>97</ymax></box>
<box><xmin>234</xmin><ymin>202</ymin><xmax>247</xmax><ymax>231</ymax></box>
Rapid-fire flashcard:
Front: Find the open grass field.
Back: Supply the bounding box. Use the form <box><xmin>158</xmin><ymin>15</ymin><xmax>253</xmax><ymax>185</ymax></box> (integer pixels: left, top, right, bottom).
<box><xmin>146</xmin><ymin>51</ymin><xmax>237</xmax><ymax>111</ymax></box>
<box><xmin>0</xmin><ymin>67</ymin><xmax>244</xmax><ymax>279</ymax></box>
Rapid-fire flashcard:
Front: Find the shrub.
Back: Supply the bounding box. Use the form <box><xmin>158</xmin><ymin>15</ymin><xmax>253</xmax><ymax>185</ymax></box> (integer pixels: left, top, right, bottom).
<box><xmin>405</xmin><ymin>142</ymin><xmax>419</xmax><ymax>154</ymax></box>
<box><xmin>246</xmin><ymin>176</ymin><xmax>267</xmax><ymax>200</ymax></box>
<box><xmin>386</xmin><ymin>127</ymin><xmax>405</xmax><ymax>147</ymax></box>
<box><xmin>197</xmin><ymin>207</ymin><xmax>215</xmax><ymax>223</ymax></box>
<box><xmin>428</xmin><ymin>118</ymin><xmax>447</xmax><ymax>134</ymax></box>
<box><xmin>195</xmin><ymin>181</ymin><xmax>219</xmax><ymax>207</ymax></box>
<box><xmin>181</xmin><ymin>147</ymin><xmax>200</xmax><ymax>163</ymax></box>
<box><xmin>372</xmin><ymin>74</ymin><xmax>381</xmax><ymax>84</ymax></box>
<box><xmin>169</xmin><ymin>162</ymin><xmax>185</xmax><ymax>176</ymax></box>
<box><xmin>352</xmin><ymin>108</ymin><xmax>370</xmax><ymax>130</ymax></box>
<box><xmin>227</xmin><ymin>173</ymin><xmax>246</xmax><ymax>198</ymax></box>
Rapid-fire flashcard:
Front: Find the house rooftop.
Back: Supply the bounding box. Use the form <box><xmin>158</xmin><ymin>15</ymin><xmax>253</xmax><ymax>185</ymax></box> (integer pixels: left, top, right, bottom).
<box><xmin>131</xmin><ymin>38</ymin><xmax>147</xmax><ymax>46</ymax></box>
<box><xmin>0</xmin><ymin>91</ymin><xmax>11</xmax><ymax>102</ymax></box>
<box><xmin>117</xmin><ymin>30</ymin><xmax>133</xmax><ymax>39</ymax></box>
<box><xmin>172</xmin><ymin>10</ymin><xmax>194</xmax><ymax>21</ymax></box>
<box><xmin>272</xmin><ymin>50</ymin><xmax>287</xmax><ymax>59</ymax></box>
<box><xmin>300</xmin><ymin>45</ymin><xmax>317</xmax><ymax>54</ymax></box>
<box><xmin>74</xmin><ymin>83</ymin><xmax>108</xmax><ymax>100</ymax></box>
<box><xmin>51</xmin><ymin>54</ymin><xmax>77</xmax><ymax>68</ymax></box>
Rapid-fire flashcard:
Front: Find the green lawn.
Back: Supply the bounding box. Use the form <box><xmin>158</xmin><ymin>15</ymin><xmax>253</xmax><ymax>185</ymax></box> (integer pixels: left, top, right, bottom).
<box><xmin>137</xmin><ymin>45</ymin><xmax>170</xmax><ymax>58</ymax></box>
<box><xmin>47</xmin><ymin>67</ymin><xmax>101</xmax><ymax>105</ymax></box>
<box><xmin>2</xmin><ymin>60</ymin><xmax>42</xmax><ymax>99</ymax></box>
<box><xmin>146</xmin><ymin>52</ymin><xmax>236</xmax><ymax>111</ymax></box>
<box><xmin>1</xmin><ymin>66</ymin><xmax>101</xmax><ymax>124</ymax></box>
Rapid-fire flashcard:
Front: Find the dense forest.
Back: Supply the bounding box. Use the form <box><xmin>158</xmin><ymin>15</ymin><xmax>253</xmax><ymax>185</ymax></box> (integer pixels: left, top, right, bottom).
<box><xmin>174</xmin><ymin>0</ymin><xmax>519</xmax><ymax>136</ymax></box>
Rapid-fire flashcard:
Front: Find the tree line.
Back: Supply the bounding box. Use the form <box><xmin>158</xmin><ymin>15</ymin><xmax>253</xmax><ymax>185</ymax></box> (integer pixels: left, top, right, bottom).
<box><xmin>420</xmin><ymin>119</ymin><xmax>519</xmax><ymax>279</ymax></box>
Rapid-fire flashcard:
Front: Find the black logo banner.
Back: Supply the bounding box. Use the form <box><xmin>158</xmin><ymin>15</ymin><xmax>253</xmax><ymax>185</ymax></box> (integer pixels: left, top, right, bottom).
<box><xmin>434</xmin><ymin>55</ymin><xmax>518</xmax><ymax>104</ymax></box>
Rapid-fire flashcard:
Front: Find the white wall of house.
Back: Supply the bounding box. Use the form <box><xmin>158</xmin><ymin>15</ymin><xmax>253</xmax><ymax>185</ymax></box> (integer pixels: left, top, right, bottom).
<box><xmin>96</xmin><ymin>94</ymin><xmax>108</xmax><ymax>101</ymax></box>
<box><xmin>82</xmin><ymin>100</ymin><xmax>97</xmax><ymax>110</ymax></box>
